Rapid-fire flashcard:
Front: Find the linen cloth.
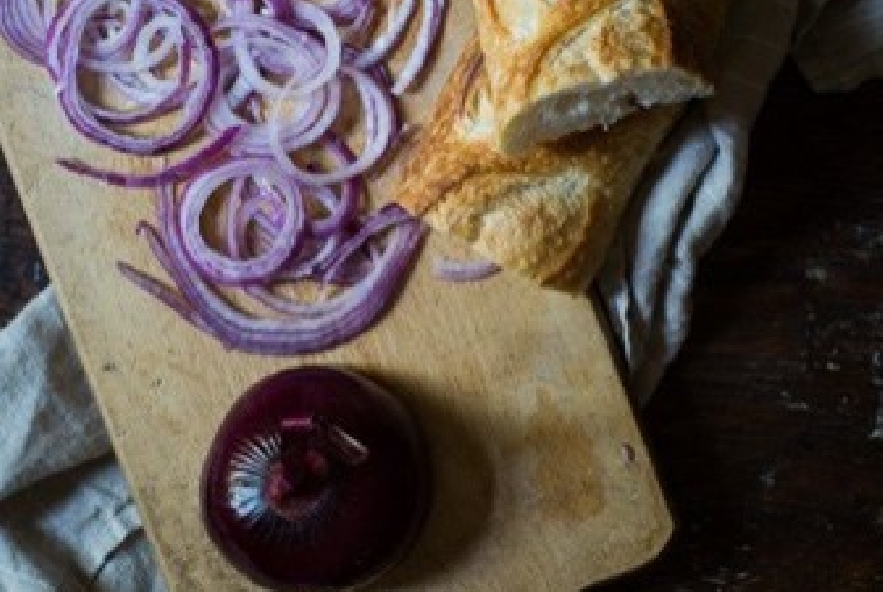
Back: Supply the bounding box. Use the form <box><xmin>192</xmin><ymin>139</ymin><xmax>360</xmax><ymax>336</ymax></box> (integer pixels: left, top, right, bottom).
<box><xmin>1</xmin><ymin>0</ymin><xmax>881</xmax><ymax>587</ymax></box>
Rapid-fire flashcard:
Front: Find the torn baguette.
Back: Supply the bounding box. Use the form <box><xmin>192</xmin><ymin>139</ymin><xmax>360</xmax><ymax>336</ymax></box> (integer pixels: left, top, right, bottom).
<box><xmin>395</xmin><ymin>38</ymin><xmax>683</xmax><ymax>292</ymax></box>
<box><xmin>471</xmin><ymin>0</ymin><xmax>729</xmax><ymax>155</ymax></box>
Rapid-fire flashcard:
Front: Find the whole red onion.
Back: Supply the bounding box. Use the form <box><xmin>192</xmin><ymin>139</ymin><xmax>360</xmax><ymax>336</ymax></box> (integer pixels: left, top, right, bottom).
<box><xmin>201</xmin><ymin>367</ymin><xmax>431</xmax><ymax>590</ymax></box>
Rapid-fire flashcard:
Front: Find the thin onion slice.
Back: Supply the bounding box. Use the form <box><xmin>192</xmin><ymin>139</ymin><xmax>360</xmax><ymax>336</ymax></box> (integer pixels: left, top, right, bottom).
<box><xmin>120</xmin><ymin>182</ymin><xmax>426</xmax><ymax>355</ymax></box>
<box><xmin>433</xmin><ymin>257</ymin><xmax>500</xmax><ymax>282</ymax></box>
<box><xmin>353</xmin><ymin>0</ymin><xmax>416</xmax><ymax>69</ymax></box>
<box><xmin>270</xmin><ymin>68</ymin><xmax>395</xmax><ymax>185</ymax></box>
<box><xmin>79</xmin><ymin>11</ymin><xmax>181</xmax><ymax>74</ymax></box>
<box><xmin>46</xmin><ymin>0</ymin><xmax>220</xmax><ymax>156</ymax></box>
<box><xmin>82</xmin><ymin>0</ymin><xmax>145</xmax><ymax>61</ymax></box>
<box><xmin>0</xmin><ymin>0</ymin><xmax>453</xmax><ymax>356</ymax></box>
<box><xmin>117</xmin><ymin>261</ymin><xmax>218</xmax><ymax>336</ymax></box>
<box><xmin>0</xmin><ymin>0</ymin><xmax>48</xmax><ymax>64</ymax></box>
<box><xmin>180</xmin><ymin>157</ymin><xmax>306</xmax><ymax>284</ymax></box>
<box><xmin>336</xmin><ymin>3</ymin><xmax>375</xmax><ymax>41</ymax></box>
<box><xmin>392</xmin><ymin>0</ymin><xmax>445</xmax><ymax>95</ymax></box>
<box><xmin>213</xmin><ymin>7</ymin><xmax>341</xmax><ymax>98</ymax></box>
<box><xmin>56</xmin><ymin>126</ymin><xmax>242</xmax><ymax>188</ymax></box>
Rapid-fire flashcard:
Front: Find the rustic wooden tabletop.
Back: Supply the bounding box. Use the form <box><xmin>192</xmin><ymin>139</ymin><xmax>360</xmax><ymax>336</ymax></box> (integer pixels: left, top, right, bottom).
<box><xmin>2</xmin><ymin>60</ymin><xmax>882</xmax><ymax>591</ymax></box>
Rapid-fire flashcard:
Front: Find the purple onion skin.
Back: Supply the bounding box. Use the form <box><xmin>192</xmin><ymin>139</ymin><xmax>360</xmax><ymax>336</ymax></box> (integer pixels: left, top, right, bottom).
<box><xmin>201</xmin><ymin>367</ymin><xmax>431</xmax><ymax>590</ymax></box>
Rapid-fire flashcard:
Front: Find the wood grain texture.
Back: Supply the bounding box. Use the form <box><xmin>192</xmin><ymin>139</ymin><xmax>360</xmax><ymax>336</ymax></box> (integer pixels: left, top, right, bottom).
<box><xmin>0</xmin><ymin>2</ymin><xmax>670</xmax><ymax>591</ymax></box>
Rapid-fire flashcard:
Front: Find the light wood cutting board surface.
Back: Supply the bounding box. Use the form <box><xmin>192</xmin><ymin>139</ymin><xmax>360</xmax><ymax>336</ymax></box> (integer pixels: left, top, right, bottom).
<box><xmin>0</xmin><ymin>2</ymin><xmax>671</xmax><ymax>590</ymax></box>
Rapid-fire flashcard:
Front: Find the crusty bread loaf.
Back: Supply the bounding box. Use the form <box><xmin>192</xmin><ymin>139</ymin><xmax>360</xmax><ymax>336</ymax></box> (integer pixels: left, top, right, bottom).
<box><xmin>471</xmin><ymin>0</ymin><xmax>729</xmax><ymax>155</ymax></box>
<box><xmin>395</xmin><ymin>38</ymin><xmax>683</xmax><ymax>291</ymax></box>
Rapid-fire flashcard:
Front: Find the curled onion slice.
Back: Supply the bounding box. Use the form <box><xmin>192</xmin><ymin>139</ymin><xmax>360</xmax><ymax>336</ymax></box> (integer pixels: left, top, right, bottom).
<box><xmin>0</xmin><ymin>0</ymin><xmax>50</xmax><ymax>64</ymax></box>
<box><xmin>214</xmin><ymin>7</ymin><xmax>341</xmax><ymax>99</ymax></box>
<box><xmin>208</xmin><ymin>54</ymin><xmax>343</xmax><ymax>157</ymax></box>
<box><xmin>121</xmin><ymin>181</ymin><xmax>426</xmax><ymax>355</ymax></box>
<box><xmin>270</xmin><ymin>68</ymin><xmax>395</xmax><ymax>185</ymax></box>
<box><xmin>392</xmin><ymin>0</ymin><xmax>445</xmax><ymax>95</ymax></box>
<box><xmin>353</xmin><ymin>0</ymin><xmax>416</xmax><ymax>69</ymax></box>
<box><xmin>80</xmin><ymin>0</ymin><xmax>145</xmax><ymax>62</ymax></box>
<box><xmin>0</xmin><ymin>0</ymin><xmax>455</xmax><ymax>356</ymax></box>
<box><xmin>56</xmin><ymin>126</ymin><xmax>242</xmax><ymax>188</ymax></box>
<box><xmin>180</xmin><ymin>157</ymin><xmax>306</xmax><ymax>284</ymax></box>
<box><xmin>433</xmin><ymin>257</ymin><xmax>500</xmax><ymax>282</ymax></box>
<box><xmin>46</xmin><ymin>0</ymin><xmax>219</xmax><ymax>155</ymax></box>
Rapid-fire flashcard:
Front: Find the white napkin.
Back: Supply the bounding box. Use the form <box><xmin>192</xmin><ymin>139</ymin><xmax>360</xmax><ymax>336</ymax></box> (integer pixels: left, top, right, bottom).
<box><xmin>0</xmin><ymin>0</ymin><xmax>880</xmax><ymax>588</ymax></box>
<box><xmin>599</xmin><ymin>0</ymin><xmax>879</xmax><ymax>404</ymax></box>
<box><xmin>0</xmin><ymin>288</ymin><xmax>167</xmax><ymax>592</ymax></box>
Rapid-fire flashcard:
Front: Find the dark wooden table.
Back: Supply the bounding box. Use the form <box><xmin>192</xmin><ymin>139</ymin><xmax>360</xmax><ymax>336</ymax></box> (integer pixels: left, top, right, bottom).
<box><xmin>2</xmin><ymin>60</ymin><xmax>882</xmax><ymax>591</ymax></box>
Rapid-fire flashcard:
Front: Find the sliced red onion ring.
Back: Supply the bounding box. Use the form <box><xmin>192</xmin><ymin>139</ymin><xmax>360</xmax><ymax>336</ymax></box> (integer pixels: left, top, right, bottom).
<box><xmin>220</xmin><ymin>67</ymin><xmax>253</xmax><ymax>108</ymax></box>
<box><xmin>270</xmin><ymin>68</ymin><xmax>395</xmax><ymax>185</ymax></box>
<box><xmin>392</xmin><ymin>0</ymin><xmax>445</xmax><ymax>95</ymax></box>
<box><xmin>214</xmin><ymin>8</ymin><xmax>340</xmax><ymax>98</ymax></box>
<box><xmin>291</xmin><ymin>130</ymin><xmax>362</xmax><ymax>238</ymax></box>
<box><xmin>124</xmin><ymin>182</ymin><xmax>426</xmax><ymax>355</ymax></box>
<box><xmin>207</xmin><ymin>6</ymin><xmax>349</xmax><ymax>158</ymax></box>
<box><xmin>317</xmin><ymin>0</ymin><xmax>371</xmax><ymax>23</ymax></box>
<box><xmin>85</xmin><ymin>17</ymin><xmax>194</xmax><ymax>126</ymax></box>
<box><xmin>56</xmin><ymin>126</ymin><xmax>242</xmax><ymax>188</ymax></box>
<box><xmin>46</xmin><ymin>0</ymin><xmax>219</xmax><ymax>155</ymax></box>
<box><xmin>433</xmin><ymin>257</ymin><xmax>500</xmax><ymax>282</ymax></box>
<box><xmin>105</xmin><ymin>68</ymin><xmax>189</xmax><ymax>108</ymax></box>
<box><xmin>180</xmin><ymin>157</ymin><xmax>306</xmax><ymax>284</ymax></box>
<box><xmin>240</xmin><ymin>207</ymin><xmax>415</xmax><ymax>317</ymax></box>
<box><xmin>352</xmin><ymin>0</ymin><xmax>416</xmax><ymax>68</ymax></box>
<box><xmin>0</xmin><ymin>0</ymin><xmax>49</xmax><ymax>64</ymax></box>
<box><xmin>88</xmin><ymin>82</ymin><xmax>193</xmax><ymax>126</ymax></box>
<box><xmin>209</xmin><ymin>67</ymin><xmax>343</xmax><ymax>157</ymax></box>
<box><xmin>259</xmin><ymin>75</ymin><xmax>343</xmax><ymax>154</ymax></box>
<box><xmin>336</xmin><ymin>3</ymin><xmax>375</xmax><ymax>41</ymax></box>
<box><xmin>223</xmin><ymin>164</ymin><xmax>360</xmax><ymax>280</ymax></box>
<box><xmin>81</xmin><ymin>0</ymin><xmax>145</xmax><ymax>61</ymax></box>
<box><xmin>221</xmin><ymin>0</ymin><xmax>255</xmax><ymax>16</ymax></box>
<box><xmin>277</xmin><ymin>234</ymin><xmax>347</xmax><ymax>282</ymax></box>
<box><xmin>259</xmin><ymin>0</ymin><xmax>292</xmax><ymax>19</ymax></box>
<box><xmin>136</xmin><ymin>220</ymin><xmax>177</xmax><ymax>278</ymax></box>
<box><xmin>247</xmin><ymin>209</ymin><xmax>355</xmax><ymax>285</ymax></box>
<box><xmin>223</xmin><ymin>177</ymin><xmax>248</xmax><ymax>257</ymax></box>
<box><xmin>117</xmin><ymin>261</ymin><xmax>218</xmax><ymax>336</ymax></box>
<box><xmin>80</xmin><ymin>11</ymin><xmax>182</xmax><ymax>73</ymax></box>
<box><xmin>322</xmin><ymin>205</ymin><xmax>412</xmax><ymax>280</ymax></box>
<box><xmin>307</xmin><ymin>180</ymin><xmax>360</xmax><ymax>238</ymax></box>
<box><xmin>0</xmin><ymin>0</ymin><xmax>453</xmax><ymax>357</ymax></box>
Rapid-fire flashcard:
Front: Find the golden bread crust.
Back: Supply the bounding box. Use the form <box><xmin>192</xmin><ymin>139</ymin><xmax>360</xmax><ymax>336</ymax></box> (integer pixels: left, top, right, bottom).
<box><xmin>396</xmin><ymin>39</ymin><xmax>682</xmax><ymax>291</ymax></box>
<box><xmin>471</xmin><ymin>0</ymin><xmax>729</xmax><ymax>153</ymax></box>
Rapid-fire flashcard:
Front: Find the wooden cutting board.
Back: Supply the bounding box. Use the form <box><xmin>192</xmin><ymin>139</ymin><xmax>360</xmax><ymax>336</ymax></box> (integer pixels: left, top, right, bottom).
<box><xmin>0</xmin><ymin>2</ymin><xmax>671</xmax><ymax>590</ymax></box>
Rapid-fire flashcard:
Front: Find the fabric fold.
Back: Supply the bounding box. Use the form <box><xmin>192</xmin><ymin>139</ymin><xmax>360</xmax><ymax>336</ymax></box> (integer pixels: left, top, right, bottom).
<box><xmin>0</xmin><ymin>286</ymin><xmax>109</xmax><ymax>500</ymax></box>
<box><xmin>599</xmin><ymin>0</ymin><xmax>799</xmax><ymax>403</ymax></box>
